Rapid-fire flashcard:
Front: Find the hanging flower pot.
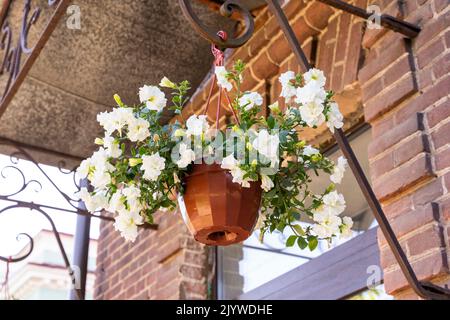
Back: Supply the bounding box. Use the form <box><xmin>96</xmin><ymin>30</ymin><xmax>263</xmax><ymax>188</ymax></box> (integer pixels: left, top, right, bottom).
<box><xmin>76</xmin><ymin>30</ymin><xmax>354</xmax><ymax>250</ymax></box>
<box><xmin>179</xmin><ymin>163</ymin><xmax>262</xmax><ymax>246</ymax></box>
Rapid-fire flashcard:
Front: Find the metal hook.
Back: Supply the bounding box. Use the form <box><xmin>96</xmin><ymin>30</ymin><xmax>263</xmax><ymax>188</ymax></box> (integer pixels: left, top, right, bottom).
<box><xmin>178</xmin><ymin>0</ymin><xmax>254</xmax><ymax>49</ymax></box>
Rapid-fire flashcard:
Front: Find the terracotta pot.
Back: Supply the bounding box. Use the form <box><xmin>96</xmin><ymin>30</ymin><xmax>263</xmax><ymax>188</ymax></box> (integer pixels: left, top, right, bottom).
<box><xmin>179</xmin><ymin>163</ymin><xmax>262</xmax><ymax>246</ymax></box>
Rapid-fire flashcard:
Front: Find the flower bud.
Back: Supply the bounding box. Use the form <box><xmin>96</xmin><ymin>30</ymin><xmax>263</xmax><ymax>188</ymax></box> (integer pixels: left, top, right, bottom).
<box><xmin>326</xmin><ymin>183</ymin><xmax>336</xmax><ymax>193</ymax></box>
<box><xmin>129</xmin><ymin>158</ymin><xmax>142</xmax><ymax>167</ymax></box>
<box><xmin>251</xmin><ymin>159</ymin><xmax>258</xmax><ymax>167</ymax></box>
<box><xmin>159</xmin><ymin>76</ymin><xmax>176</xmax><ymax>89</ymax></box>
<box><xmin>296</xmin><ymin>140</ymin><xmax>306</xmax><ymax>148</ymax></box>
<box><xmin>153</xmin><ymin>134</ymin><xmax>160</xmax><ymax>142</ymax></box>
<box><xmin>311</xmin><ymin>154</ymin><xmax>322</xmax><ymax>162</ymax></box>
<box><xmin>269</xmin><ymin>101</ymin><xmax>280</xmax><ymax>114</ymax></box>
<box><xmin>174</xmin><ymin>129</ymin><xmax>185</xmax><ymax>137</ymax></box>
<box><xmin>94</xmin><ymin>138</ymin><xmax>104</xmax><ymax>145</ymax></box>
<box><xmin>113</xmin><ymin>94</ymin><xmax>124</xmax><ymax>107</ymax></box>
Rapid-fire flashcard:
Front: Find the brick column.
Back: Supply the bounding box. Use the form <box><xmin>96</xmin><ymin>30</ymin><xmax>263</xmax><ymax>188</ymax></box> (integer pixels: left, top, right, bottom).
<box><xmin>359</xmin><ymin>0</ymin><xmax>450</xmax><ymax>299</ymax></box>
<box><xmin>93</xmin><ymin>210</ymin><xmax>211</xmax><ymax>300</ymax></box>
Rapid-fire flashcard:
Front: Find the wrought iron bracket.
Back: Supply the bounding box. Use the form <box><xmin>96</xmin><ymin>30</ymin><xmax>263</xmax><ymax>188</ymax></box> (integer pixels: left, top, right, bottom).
<box><xmin>179</xmin><ymin>0</ymin><xmax>450</xmax><ymax>300</ymax></box>
<box><xmin>179</xmin><ymin>0</ymin><xmax>254</xmax><ymax>49</ymax></box>
<box><xmin>0</xmin><ymin>138</ymin><xmax>157</xmax><ymax>300</ymax></box>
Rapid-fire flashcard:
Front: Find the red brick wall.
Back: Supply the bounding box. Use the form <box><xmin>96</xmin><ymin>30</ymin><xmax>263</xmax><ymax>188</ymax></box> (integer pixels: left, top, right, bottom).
<box><xmin>360</xmin><ymin>0</ymin><xmax>450</xmax><ymax>299</ymax></box>
<box><xmin>94</xmin><ymin>0</ymin><xmax>449</xmax><ymax>300</ymax></box>
<box><xmin>94</xmin><ymin>211</ymin><xmax>212</xmax><ymax>300</ymax></box>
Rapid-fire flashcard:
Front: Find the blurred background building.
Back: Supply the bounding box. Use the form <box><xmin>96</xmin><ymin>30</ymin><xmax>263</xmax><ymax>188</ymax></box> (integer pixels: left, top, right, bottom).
<box><xmin>1</xmin><ymin>229</ymin><xmax>97</xmax><ymax>300</ymax></box>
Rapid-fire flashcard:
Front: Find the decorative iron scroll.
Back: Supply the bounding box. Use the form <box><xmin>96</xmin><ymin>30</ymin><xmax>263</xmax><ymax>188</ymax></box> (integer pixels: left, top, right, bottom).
<box><xmin>0</xmin><ymin>137</ymin><xmax>91</xmax><ymax>300</ymax></box>
<box><xmin>0</xmin><ymin>138</ymin><xmax>155</xmax><ymax>299</ymax></box>
<box><xmin>0</xmin><ymin>0</ymin><xmax>71</xmax><ymax>119</ymax></box>
<box><xmin>0</xmin><ymin>138</ymin><xmax>157</xmax><ymax>247</ymax></box>
<box><xmin>179</xmin><ymin>0</ymin><xmax>254</xmax><ymax>49</ymax></box>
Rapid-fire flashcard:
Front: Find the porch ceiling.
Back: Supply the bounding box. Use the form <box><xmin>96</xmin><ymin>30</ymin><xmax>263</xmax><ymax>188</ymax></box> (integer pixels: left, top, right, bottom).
<box><xmin>0</xmin><ymin>0</ymin><xmax>237</xmax><ymax>167</ymax></box>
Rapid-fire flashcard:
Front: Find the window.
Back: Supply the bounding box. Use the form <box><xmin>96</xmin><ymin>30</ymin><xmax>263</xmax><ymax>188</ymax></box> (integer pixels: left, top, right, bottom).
<box><xmin>217</xmin><ymin>126</ymin><xmax>382</xmax><ymax>299</ymax></box>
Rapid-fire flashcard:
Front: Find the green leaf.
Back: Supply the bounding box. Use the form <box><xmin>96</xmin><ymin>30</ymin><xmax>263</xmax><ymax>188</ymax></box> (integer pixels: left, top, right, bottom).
<box><xmin>276</xmin><ymin>221</ymin><xmax>286</xmax><ymax>232</ymax></box>
<box><xmin>293</xmin><ymin>224</ymin><xmax>305</xmax><ymax>236</ymax></box>
<box><xmin>297</xmin><ymin>237</ymin><xmax>308</xmax><ymax>249</ymax></box>
<box><xmin>279</xmin><ymin>130</ymin><xmax>289</xmax><ymax>143</ymax></box>
<box><xmin>286</xmin><ymin>235</ymin><xmax>297</xmax><ymax>247</ymax></box>
<box><xmin>265</xmin><ymin>188</ymin><xmax>277</xmax><ymax>199</ymax></box>
<box><xmin>308</xmin><ymin>236</ymin><xmax>319</xmax><ymax>251</ymax></box>
<box><xmin>269</xmin><ymin>224</ymin><xmax>276</xmax><ymax>233</ymax></box>
<box><xmin>145</xmin><ymin>213</ymin><xmax>154</xmax><ymax>224</ymax></box>
<box><xmin>267</xmin><ymin>116</ymin><xmax>275</xmax><ymax>129</ymax></box>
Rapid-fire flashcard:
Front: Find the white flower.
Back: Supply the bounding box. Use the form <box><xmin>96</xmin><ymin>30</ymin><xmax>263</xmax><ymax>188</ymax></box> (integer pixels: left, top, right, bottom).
<box><xmin>312</xmin><ymin>224</ymin><xmax>329</xmax><ymax>239</ymax></box>
<box><xmin>76</xmin><ymin>158</ymin><xmax>91</xmax><ymax>179</ymax></box>
<box><xmin>300</xmin><ymin>100</ymin><xmax>325</xmax><ymax>127</ymax></box>
<box><xmin>176</xmin><ymin>143</ymin><xmax>196</xmax><ymax>168</ymax></box>
<box><xmin>122</xmin><ymin>185</ymin><xmax>141</xmax><ymax>207</ymax></box>
<box><xmin>295</xmin><ymin>81</ymin><xmax>326</xmax><ymax>105</ymax></box>
<box><xmin>312</xmin><ymin>217</ymin><xmax>341</xmax><ymax>239</ymax></box>
<box><xmin>186</xmin><ymin>114</ymin><xmax>210</xmax><ymax>137</ymax></box>
<box><xmin>76</xmin><ymin>188</ymin><xmax>107</xmax><ymax>213</ymax></box>
<box><xmin>312</xmin><ymin>206</ymin><xmax>342</xmax><ymax>238</ymax></box>
<box><xmin>141</xmin><ymin>153</ymin><xmax>166</xmax><ymax>181</ymax></box>
<box><xmin>159</xmin><ymin>76</ymin><xmax>176</xmax><ymax>89</ymax></box>
<box><xmin>310</xmin><ymin>191</ymin><xmax>346</xmax><ymax>238</ymax></box>
<box><xmin>252</xmin><ymin>130</ymin><xmax>279</xmax><ymax>161</ymax></box>
<box><xmin>103</xmin><ymin>136</ymin><xmax>122</xmax><ymax>158</ymax></box>
<box><xmin>90</xmin><ymin>169</ymin><xmax>112</xmax><ymax>189</ymax></box>
<box><xmin>239</xmin><ymin>92</ymin><xmax>263</xmax><ymax>111</ymax></box>
<box><xmin>108</xmin><ymin>190</ymin><xmax>126</xmax><ymax>213</ymax></box>
<box><xmin>221</xmin><ymin>155</ymin><xmax>252</xmax><ymax>188</ymax></box>
<box><xmin>127</xmin><ymin>117</ymin><xmax>150</xmax><ymax>142</ymax></box>
<box><xmin>97</xmin><ymin>108</ymin><xmax>134</xmax><ymax>135</ymax></box>
<box><xmin>322</xmin><ymin>191</ymin><xmax>346</xmax><ymax>216</ymax></box>
<box><xmin>221</xmin><ymin>154</ymin><xmax>238</xmax><ymax>170</ymax></box>
<box><xmin>340</xmin><ymin>216</ymin><xmax>354</xmax><ymax>239</ymax></box>
<box><xmin>279</xmin><ymin>71</ymin><xmax>296</xmax><ymax>100</ymax></box>
<box><xmin>87</xmin><ymin>148</ymin><xmax>115</xmax><ymax>189</ymax></box>
<box><xmin>261</xmin><ymin>174</ymin><xmax>274</xmax><ymax>192</ymax></box>
<box><xmin>304</xmin><ymin>68</ymin><xmax>326</xmax><ymax>87</ymax></box>
<box><xmin>90</xmin><ymin>147</ymin><xmax>108</xmax><ymax>167</ymax></box>
<box><xmin>138</xmin><ymin>85</ymin><xmax>167</xmax><ymax>112</ymax></box>
<box><xmin>114</xmin><ymin>211</ymin><xmax>144</xmax><ymax>242</ymax></box>
<box><xmin>326</xmin><ymin>102</ymin><xmax>344</xmax><ymax>133</ymax></box>
<box><xmin>302</xmin><ymin>145</ymin><xmax>319</xmax><ymax>157</ymax></box>
<box><xmin>215</xmin><ymin>66</ymin><xmax>232</xmax><ymax>92</ymax></box>
<box><xmin>231</xmin><ymin>167</ymin><xmax>252</xmax><ymax>188</ymax></box>
<box><xmin>330</xmin><ymin>156</ymin><xmax>347</xmax><ymax>184</ymax></box>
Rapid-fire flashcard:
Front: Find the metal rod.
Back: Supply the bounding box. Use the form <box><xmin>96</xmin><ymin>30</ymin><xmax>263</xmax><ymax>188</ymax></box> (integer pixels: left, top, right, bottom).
<box><xmin>69</xmin><ymin>179</ymin><xmax>91</xmax><ymax>300</ymax></box>
<box><xmin>317</xmin><ymin>0</ymin><xmax>421</xmax><ymax>38</ymax></box>
<box><xmin>265</xmin><ymin>0</ymin><xmax>449</xmax><ymax>300</ymax></box>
